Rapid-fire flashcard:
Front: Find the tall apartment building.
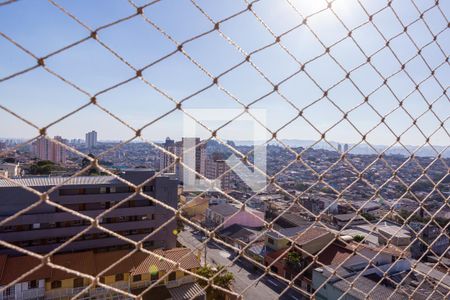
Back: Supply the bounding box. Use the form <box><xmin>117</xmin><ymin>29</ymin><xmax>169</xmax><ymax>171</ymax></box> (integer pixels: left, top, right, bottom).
<box><xmin>85</xmin><ymin>131</ymin><xmax>98</xmax><ymax>149</ymax></box>
<box><xmin>0</xmin><ymin>169</ymin><xmax>178</xmax><ymax>255</ymax></box>
<box><xmin>206</xmin><ymin>153</ymin><xmax>233</xmax><ymax>191</ymax></box>
<box><xmin>159</xmin><ymin>137</ymin><xmax>206</xmax><ymax>183</ymax></box>
<box><xmin>32</xmin><ymin>136</ymin><xmax>67</xmax><ymax>164</ymax></box>
<box><xmin>159</xmin><ymin>137</ymin><xmax>177</xmax><ymax>173</ymax></box>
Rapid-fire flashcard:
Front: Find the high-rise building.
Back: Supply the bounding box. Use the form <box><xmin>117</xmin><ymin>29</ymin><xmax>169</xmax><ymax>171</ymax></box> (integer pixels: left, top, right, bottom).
<box><xmin>337</xmin><ymin>144</ymin><xmax>342</xmax><ymax>153</ymax></box>
<box><xmin>182</xmin><ymin>137</ymin><xmax>206</xmax><ymax>180</ymax></box>
<box><xmin>0</xmin><ymin>169</ymin><xmax>178</xmax><ymax>255</ymax></box>
<box><xmin>32</xmin><ymin>136</ymin><xmax>67</xmax><ymax>164</ymax></box>
<box><xmin>206</xmin><ymin>154</ymin><xmax>233</xmax><ymax>191</ymax></box>
<box><xmin>344</xmin><ymin>143</ymin><xmax>349</xmax><ymax>152</ymax></box>
<box><xmin>85</xmin><ymin>130</ymin><xmax>98</xmax><ymax>149</ymax></box>
<box><xmin>159</xmin><ymin>137</ymin><xmax>177</xmax><ymax>173</ymax></box>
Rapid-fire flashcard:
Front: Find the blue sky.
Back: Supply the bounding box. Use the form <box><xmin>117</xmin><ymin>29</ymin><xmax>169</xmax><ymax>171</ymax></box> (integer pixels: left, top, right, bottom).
<box><xmin>0</xmin><ymin>0</ymin><xmax>448</xmax><ymax>147</ymax></box>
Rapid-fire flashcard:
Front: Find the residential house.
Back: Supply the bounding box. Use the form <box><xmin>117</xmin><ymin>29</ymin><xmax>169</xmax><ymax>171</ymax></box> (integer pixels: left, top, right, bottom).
<box><xmin>182</xmin><ymin>196</ymin><xmax>209</xmax><ymax>224</ymax></box>
<box><xmin>333</xmin><ymin>213</ymin><xmax>366</xmax><ymax>229</ymax></box>
<box><xmin>218</xmin><ymin>224</ymin><xmax>264</xmax><ymax>251</ymax></box>
<box><xmin>205</xmin><ymin>203</ymin><xmax>264</xmax><ymax>230</ymax></box>
<box><xmin>264</xmin><ymin>226</ymin><xmax>335</xmax><ymax>292</ymax></box>
<box><xmin>0</xmin><ymin>248</ymin><xmax>204</xmax><ymax>300</ymax></box>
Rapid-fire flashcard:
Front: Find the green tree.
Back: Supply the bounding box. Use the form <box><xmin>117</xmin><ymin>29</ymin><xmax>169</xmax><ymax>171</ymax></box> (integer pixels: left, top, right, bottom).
<box><xmin>196</xmin><ymin>265</ymin><xmax>234</xmax><ymax>300</ymax></box>
<box><xmin>361</xmin><ymin>212</ymin><xmax>375</xmax><ymax>222</ymax></box>
<box><xmin>353</xmin><ymin>234</ymin><xmax>365</xmax><ymax>243</ymax></box>
<box><xmin>29</xmin><ymin>160</ymin><xmax>63</xmax><ymax>175</ymax></box>
<box><xmin>294</xmin><ymin>182</ymin><xmax>309</xmax><ymax>191</ymax></box>
<box><xmin>286</xmin><ymin>251</ymin><xmax>301</xmax><ymax>265</ymax></box>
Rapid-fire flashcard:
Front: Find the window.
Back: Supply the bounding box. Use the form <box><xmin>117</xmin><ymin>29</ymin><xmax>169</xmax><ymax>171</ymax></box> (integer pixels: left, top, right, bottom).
<box><xmin>151</xmin><ymin>272</ymin><xmax>159</xmax><ymax>281</ymax></box>
<box><xmin>144</xmin><ymin>240</ymin><xmax>154</xmax><ymax>248</ymax></box>
<box><xmin>133</xmin><ymin>275</ymin><xmax>141</xmax><ymax>282</ymax></box>
<box><xmin>168</xmin><ymin>272</ymin><xmax>176</xmax><ymax>282</ymax></box>
<box><xmin>99</xmin><ymin>277</ymin><xmax>105</xmax><ymax>284</ymax></box>
<box><xmin>268</xmin><ymin>238</ymin><xmax>274</xmax><ymax>245</ymax></box>
<box><xmin>59</xmin><ymin>189</ymin><xmax>79</xmax><ymax>196</ymax></box>
<box><xmin>143</xmin><ymin>185</ymin><xmax>154</xmax><ymax>192</ymax></box>
<box><xmin>51</xmin><ymin>281</ymin><xmax>62</xmax><ymax>289</ymax></box>
<box><xmin>3</xmin><ymin>286</ymin><xmax>14</xmax><ymax>297</ymax></box>
<box><xmin>28</xmin><ymin>280</ymin><xmax>38</xmax><ymax>289</ymax></box>
<box><xmin>115</xmin><ymin>273</ymin><xmax>124</xmax><ymax>282</ymax></box>
<box><xmin>73</xmin><ymin>278</ymin><xmax>84</xmax><ymax>288</ymax></box>
<box><xmin>116</xmin><ymin>186</ymin><xmax>131</xmax><ymax>193</ymax></box>
<box><xmin>270</xmin><ymin>266</ymin><xmax>278</xmax><ymax>273</ymax></box>
<box><xmin>85</xmin><ymin>188</ymin><xmax>100</xmax><ymax>194</ymax></box>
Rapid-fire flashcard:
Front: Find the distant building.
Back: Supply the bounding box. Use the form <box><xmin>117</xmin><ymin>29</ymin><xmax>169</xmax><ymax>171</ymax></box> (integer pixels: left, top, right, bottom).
<box><xmin>182</xmin><ymin>137</ymin><xmax>206</xmax><ymax>180</ymax></box>
<box><xmin>85</xmin><ymin>130</ymin><xmax>98</xmax><ymax>149</ymax></box>
<box><xmin>205</xmin><ymin>203</ymin><xmax>264</xmax><ymax>229</ymax></box>
<box><xmin>206</xmin><ymin>154</ymin><xmax>233</xmax><ymax>191</ymax></box>
<box><xmin>182</xmin><ymin>196</ymin><xmax>209</xmax><ymax>224</ymax></box>
<box><xmin>32</xmin><ymin>136</ymin><xmax>67</xmax><ymax>164</ymax></box>
<box><xmin>410</xmin><ymin>222</ymin><xmax>448</xmax><ymax>258</ymax></box>
<box><xmin>0</xmin><ymin>247</ymin><xmax>203</xmax><ymax>300</ymax></box>
<box><xmin>337</xmin><ymin>144</ymin><xmax>342</xmax><ymax>153</ymax></box>
<box><xmin>159</xmin><ymin>137</ymin><xmax>206</xmax><ymax>183</ymax></box>
<box><xmin>159</xmin><ymin>137</ymin><xmax>178</xmax><ymax>173</ymax></box>
<box><xmin>312</xmin><ymin>248</ymin><xmax>448</xmax><ymax>299</ymax></box>
<box><xmin>344</xmin><ymin>143</ymin><xmax>349</xmax><ymax>152</ymax></box>
<box><xmin>0</xmin><ymin>169</ymin><xmax>178</xmax><ymax>255</ymax></box>
<box><xmin>332</xmin><ymin>213</ymin><xmax>365</xmax><ymax>229</ymax></box>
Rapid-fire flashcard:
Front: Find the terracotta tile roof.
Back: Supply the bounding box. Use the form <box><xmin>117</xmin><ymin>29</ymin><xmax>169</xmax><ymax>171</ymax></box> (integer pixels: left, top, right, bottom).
<box><xmin>132</xmin><ymin>248</ymin><xmax>200</xmax><ymax>276</ymax></box>
<box><xmin>349</xmin><ymin>243</ymin><xmax>404</xmax><ymax>257</ymax></box>
<box><xmin>0</xmin><ymin>255</ymin><xmax>46</xmax><ymax>285</ymax></box>
<box><xmin>291</xmin><ymin>226</ymin><xmax>331</xmax><ymax>246</ymax></box>
<box><xmin>265</xmin><ymin>247</ymin><xmax>289</xmax><ymax>260</ymax></box>
<box><xmin>0</xmin><ymin>248</ymin><xmax>199</xmax><ymax>285</ymax></box>
<box><xmin>165</xmin><ymin>248</ymin><xmax>201</xmax><ymax>270</ymax></box>
<box><xmin>0</xmin><ymin>255</ymin><xmax>7</xmax><ymax>280</ymax></box>
<box><xmin>132</xmin><ymin>249</ymin><xmax>168</xmax><ymax>276</ymax></box>
<box><xmin>50</xmin><ymin>251</ymin><xmax>96</xmax><ymax>280</ymax></box>
<box><xmin>318</xmin><ymin>241</ymin><xmax>354</xmax><ymax>267</ymax></box>
<box><xmin>93</xmin><ymin>250</ymin><xmax>147</xmax><ymax>277</ymax></box>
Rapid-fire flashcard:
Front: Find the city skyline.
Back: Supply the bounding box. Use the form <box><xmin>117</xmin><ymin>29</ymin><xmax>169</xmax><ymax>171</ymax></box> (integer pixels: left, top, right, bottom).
<box><xmin>0</xmin><ymin>1</ymin><xmax>448</xmax><ymax>299</ymax></box>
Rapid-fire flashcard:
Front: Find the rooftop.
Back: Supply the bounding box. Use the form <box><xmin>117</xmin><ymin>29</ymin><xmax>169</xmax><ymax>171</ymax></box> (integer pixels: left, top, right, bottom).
<box><xmin>208</xmin><ymin>203</ymin><xmax>239</xmax><ymax>216</ymax></box>
<box><xmin>266</xmin><ymin>226</ymin><xmax>309</xmax><ymax>239</ymax></box>
<box><xmin>0</xmin><ymin>169</ymin><xmax>162</xmax><ymax>188</ymax></box>
<box><xmin>0</xmin><ymin>247</ymin><xmax>200</xmax><ymax>285</ymax></box>
<box><xmin>0</xmin><ymin>176</ymin><xmax>120</xmax><ymax>188</ymax></box>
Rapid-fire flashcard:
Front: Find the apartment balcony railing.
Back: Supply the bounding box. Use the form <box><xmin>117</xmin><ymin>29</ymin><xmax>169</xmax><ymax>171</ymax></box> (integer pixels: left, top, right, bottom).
<box><xmin>22</xmin><ymin>288</ymin><xmax>45</xmax><ymax>299</ymax></box>
<box><xmin>166</xmin><ymin>275</ymin><xmax>196</xmax><ymax>289</ymax></box>
<box><xmin>45</xmin><ymin>281</ymin><xmax>129</xmax><ymax>300</ymax></box>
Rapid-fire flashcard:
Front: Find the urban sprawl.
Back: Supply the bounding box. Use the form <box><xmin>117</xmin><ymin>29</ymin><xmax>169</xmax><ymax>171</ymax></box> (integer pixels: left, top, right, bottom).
<box><xmin>0</xmin><ymin>133</ymin><xmax>449</xmax><ymax>300</ymax></box>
